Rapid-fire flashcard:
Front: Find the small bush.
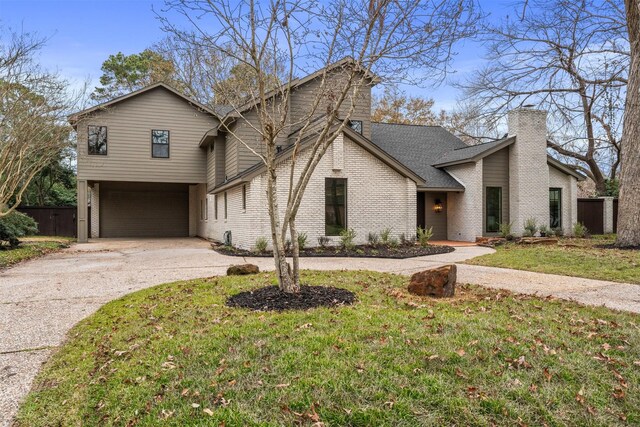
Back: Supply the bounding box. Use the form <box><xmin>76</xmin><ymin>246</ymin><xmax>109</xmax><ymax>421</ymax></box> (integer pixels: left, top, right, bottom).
<box><xmin>317</xmin><ymin>236</ymin><xmax>330</xmax><ymax>247</ymax></box>
<box><xmin>399</xmin><ymin>233</ymin><xmax>407</xmax><ymax>245</ymax></box>
<box><xmin>522</xmin><ymin>229</ymin><xmax>533</xmax><ymax>238</ymax></box>
<box><xmin>388</xmin><ymin>237</ymin><xmax>399</xmax><ymax>248</ymax></box>
<box><xmin>498</xmin><ymin>222</ymin><xmax>513</xmax><ymax>239</ymax></box>
<box><xmin>553</xmin><ymin>226</ymin><xmax>564</xmax><ymax>237</ymax></box>
<box><xmin>297</xmin><ymin>232</ymin><xmax>307</xmax><ymax>250</ymax></box>
<box><xmin>0</xmin><ymin>210</ymin><xmax>38</xmax><ymax>248</ymax></box>
<box><xmin>340</xmin><ymin>228</ymin><xmax>357</xmax><ymax>250</ymax></box>
<box><xmin>523</xmin><ymin>218</ymin><xmax>538</xmax><ymax>237</ymax></box>
<box><xmin>380</xmin><ymin>228</ymin><xmax>392</xmax><ymax>245</ymax></box>
<box><xmin>254</xmin><ymin>236</ymin><xmax>268</xmax><ymax>253</ymax></box>
<box><xmin>416</xmin><ymin>226</ymin><xmax>433</xmax><ymax>247</ymax></box>
<box><xmin>284</xmin><ymin>239</ymin><xmax>292</xmax><ymax>252</ymax></box>
<box><xmin>367</xmin><ymin>232</ymin><xmax>379</xmax><ymax>246</ymax></box>
<box><xmin>573</xmin><ymin>222</ymin><xmax>588</xmax><ymax>238</ymax></box>
<box><xmin>539</xmin><ymin>224</ymin><xmax>549</xmax><ymax>236</ymax></box>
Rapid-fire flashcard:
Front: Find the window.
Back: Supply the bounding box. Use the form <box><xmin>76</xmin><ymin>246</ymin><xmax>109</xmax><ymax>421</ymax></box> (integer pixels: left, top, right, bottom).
<box><xmin>88</xmin><ymin>125</ymin><xmax>107</xmax><ymax>155</ymax></box>
<box><xmin>224</xmin><ymin>191</ymin><xmax>228</xmax><ymax>219</ymax></box>
<box><xmin>152</xmin><ymin>130</ymin><xmax>170</xmax><ymax>158</ymax></box>
<box><xmin>200</xmin><ymin>197</ymin><xmax>208</xmax><ymax>221</ymax></box>
<box><xmin>242</xmin><ymin>185</ymin><xmax>247</xmax><ymax>210</ymax></box>
<box><xmin>486</xmin><ymin>187</ymin><xmax>502</xmax><ymax>233</ymax></box>
<box><xmin>549</xmin><ymin>188</ymin><xmax>562</xmax><ymax>228</ymax></box>
<box><xmin>349</xmin><ymin>120</ymin><xmax>363</xmax><ymax>134</ymax></box>
<box><xmin>214</xmin><ymin>194</ymin><xmax>218</xmax><ymax>220</ymax></box>
<box><xmin>325</xmin><ymin>178</ymin><xmax>347</xmax><ymax>235</ymax></box>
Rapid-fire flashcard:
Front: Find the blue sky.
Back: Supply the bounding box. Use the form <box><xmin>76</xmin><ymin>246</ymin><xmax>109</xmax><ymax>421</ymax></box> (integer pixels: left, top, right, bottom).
<box><xmin>0</xmin><ymin>0</ymin><xmax>514</xmax><ymax>110</ymax></box>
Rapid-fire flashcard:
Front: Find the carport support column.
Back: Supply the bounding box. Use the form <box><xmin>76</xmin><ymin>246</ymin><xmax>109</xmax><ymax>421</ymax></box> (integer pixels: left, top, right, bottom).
<box><xmin>77</xmin><ymin>180</ymin><xmax>88</xmax><ymax>243</ymax></box>
<box><xmin>188</xmin><ymin>185</ymin><xmax>197</xmax><ymax>237</ymax></box>
<box><xmin>90</xmin><ymin>183</ymin><xmax>100</xmax><ymax>238</ymax></box>
<box><xmin>602</xmin><ymin>196</ymin><xmax>614</xmax><ymax>234</ymax></box>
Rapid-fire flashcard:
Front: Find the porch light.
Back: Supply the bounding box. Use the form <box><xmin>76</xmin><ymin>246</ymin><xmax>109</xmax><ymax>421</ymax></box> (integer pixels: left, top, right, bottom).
<box><xmin>434</xmin><ymin>199</ymin><xmax>443</xmax><ymax>213</ymax></box>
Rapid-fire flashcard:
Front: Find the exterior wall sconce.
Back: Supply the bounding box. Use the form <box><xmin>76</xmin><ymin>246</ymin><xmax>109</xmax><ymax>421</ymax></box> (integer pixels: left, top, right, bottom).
<box><xmin>434</xmin><ymin>199</ymin><xmax>443</xmax><ymax>213</ymax></box>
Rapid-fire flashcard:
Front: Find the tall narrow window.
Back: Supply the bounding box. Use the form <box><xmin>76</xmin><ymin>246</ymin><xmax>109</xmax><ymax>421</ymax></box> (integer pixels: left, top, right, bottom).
<box><xmin>486</xmin><ymin>187</ymin><xmax>502</xmax><ymax>233</ymax></box>
<box><xmin>151</xmin><ymin>130</ymin><xmax>170</xmax><ymax>158</ymax></box>
<box><xmin>88</xmin><ymin>125</ymin><xmax>107</xmax><ymax>155</ymax></box>
<box><xmin>214</xmin><ymin>194</ymin><xmax>218</xmax><ymax>220</ymax></box>
<box><xmin>325</xmin><ymin>178</ymin><xmax>347</xmax><ymax>235</ymax></box>
<box><xmin>242</xmin><ymin>185</ymin><xmax>247</xmax><ymax>210</ymax></box>
<box><xmin>549</xmin><ymin>188</ymin><xmax>562</xmax><ymax>228</ymax></box>
<box><xmin>224</xmin><ymin>191</ymin><xmax>228</xmax><ymax>219</ymax></box>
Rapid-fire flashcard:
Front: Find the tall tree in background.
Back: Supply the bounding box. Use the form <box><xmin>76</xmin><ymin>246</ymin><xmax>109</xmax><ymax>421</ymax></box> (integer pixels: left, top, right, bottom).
<box><xmin>615</xmin><ymin>0</ymin><xmax>640</xmax><ymax>247</ymax></box>
<box><xmin>91</xmin><ymin>49</ymin><xmax>181</xmax><ymax>102</ymax></box>
<box><xmin>0</xmin><ymin>30</ymin><xmax>79</xmax><ymax>217</ymax></box>
<box><xmin>161</xmin><ymin>0</ymin><xmax>479</xmax><ymax>293</ymax></box>
<box><xmin>461</xmin><ymin>0</ymin><xmax>628</xmax><ymax>194</ymax></box>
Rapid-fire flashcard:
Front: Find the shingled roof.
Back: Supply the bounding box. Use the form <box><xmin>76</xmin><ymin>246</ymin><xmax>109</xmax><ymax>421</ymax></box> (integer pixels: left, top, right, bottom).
<box><xmin>370</xmin><ymin>123</ymin><xmax>468</xmax><ymax>190</ymax></box>
<box><xmin>432</xmin><ymin>136</ymin><xmax>516</xmax><ymax>167</ymax></box>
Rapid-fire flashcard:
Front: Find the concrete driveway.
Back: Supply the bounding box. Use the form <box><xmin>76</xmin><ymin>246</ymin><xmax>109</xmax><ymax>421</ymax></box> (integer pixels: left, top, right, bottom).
<box><xmin>1</xmin><ymin>238</ymin><xmax>639</xmax><ymax>425</ymax></box>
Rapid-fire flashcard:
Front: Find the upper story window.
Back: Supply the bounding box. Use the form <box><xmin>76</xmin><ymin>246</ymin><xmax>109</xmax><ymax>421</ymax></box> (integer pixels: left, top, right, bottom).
<box><xmin>152</xmin><ymin>130</ymin><xmax>170</xmax><ymax>158</ymax></box>
<box><xmin>88</xmin><ymin>125</ymin><xmax>107</xmax><ymax>155</ymax></box>
<box><xmin>349</xmin><ymin>120</ymin><xmax>363</xmax><ymax>135</ymax></box>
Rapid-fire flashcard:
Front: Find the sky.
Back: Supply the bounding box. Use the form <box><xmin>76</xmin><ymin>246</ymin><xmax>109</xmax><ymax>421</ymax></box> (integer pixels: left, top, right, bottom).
<box><xmin>0</xmin><ymin>0</ymin><xmax>515</xmax><ymax>110</ymax></box>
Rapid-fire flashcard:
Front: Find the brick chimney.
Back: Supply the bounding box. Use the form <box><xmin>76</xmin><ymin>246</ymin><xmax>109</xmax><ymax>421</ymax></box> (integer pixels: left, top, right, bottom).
<box><xmin>507</xmin><ymin>108</ymin><xmax>549</xmax><ymax>235</ymax></box>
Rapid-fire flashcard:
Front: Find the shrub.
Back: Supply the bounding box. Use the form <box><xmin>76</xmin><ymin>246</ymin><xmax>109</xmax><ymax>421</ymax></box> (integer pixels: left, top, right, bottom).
<box><xmin>538</xmin><ymin>224</ymin><xmax>549</xmax><ymax>237</ymax></box>
<box><xmin>254</xmin><ymin>236</ymin><xmax>268</xmax><ymax>253</ymax></box>
<box><xmin>284</xmin><ymin>239</ymin><xmax>292</xmax><ymax>252</ymax></box>
<box><xmin>0</xmin><ymin>211</ymin><xmax>38</xmax><ymax>248</ymax></box>
<box><xmin>317</xmin><ymin>236</ymin><xmax>330</xmax><ymax>247</ymax></box>
<box><xmin>573</xmin><ymin>222</ymin><xmax>588</xmax><ymax>238</ymax></box>
<box><xmin>388</xmin><ymin>237</ymin><xmax>399</xmax><ymax>248</ymax></box>
<box><xmin>498</xmin><ymin>222</ymin><xmax>513</xmax><ymax>239</ymax></box>
<box><xmin>399</xmin><ymin>233</ymin><xmax>407</xmax><ymax>245</ymax></box>
<box><xmin>522</xmin><ymin>229</ymin><xmax>533</xmax><ymax>237</ymax></box>
<box><xmin>416</xmin><ymin>226</ymin><xmax>433</xmax><ymax>247</ymax></box>
<box><xmin>367</xmin><ymin>232</ymin><xmax>379</xmax><ymax>246</ymax></box>
<box><xmin>553</xmin><ymin>226</ymin><xmax>564</xmax><ymax>237</ymax></box>
<box><xmin>380</xmin><ymin>228</ymin><xmax>392</xmax><ymax>245</ymax></box>
<box><xmin>297</xmin><ymin>232</ymin><xmax>307</xmax><ymax>250</ymax></box>
<box><xmin>339</xmin><ymin>228</ymin><xmax>356</xmax><ymax>250</ymax></box>
<box><xmin>523</xmin><ymin>218</ymin><xmax>538</xmax><ymax>237</ymax></box>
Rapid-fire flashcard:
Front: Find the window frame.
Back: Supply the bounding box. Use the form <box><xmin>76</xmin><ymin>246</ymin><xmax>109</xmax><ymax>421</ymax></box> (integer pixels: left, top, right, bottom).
<box><xmin>242</xmin><ymin>185</ymin><xmax>247</xmax><ymax>211</ymax></box>
<box><xmin>151</xmin><ymin>129</ymin><xmax>170</xmax><ymax>159</ymax></box>
<box><xmin>224</xmin><ymin>191</ymin><xmax>228</xmax><ymax>220</ymax></box>
<box><xmin>485</xmin><ymin>186</ymin><xmax>502</xmax><ymax>233</ymax></box>
<box><xmin>325</xmin><ymin>177</ymin><xmax>348</xmax><ymax>236</ymax></box>
<box><xmin>214</xmin><ymin>194</ymin><xmax>218</xmax><ymax>220</ymax></box>
<box><xmin>87</xmin><ymin>125</ymin><xmax>108</xmax><ymax>156</ymax></box>
<box><xmin>349</xmin><ymin>120</ymin><xmax>363</xmax><ymax>135</ymax></box>
<box><xmin>549</xmin><ymin>188</ymin><xmax>562</xmax><ymax>228</ymax></box>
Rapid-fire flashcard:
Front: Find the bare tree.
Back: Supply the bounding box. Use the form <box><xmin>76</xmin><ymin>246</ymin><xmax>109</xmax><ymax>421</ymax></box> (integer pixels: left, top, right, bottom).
<box><xmin>615</xmin><ymin>0</ymin><xmax>640</xmax><ymax>247</ymax></box>
<box><xmin>0</xmin><ymin>30</ymin><xmax>82</xmax><ymax>217</ymax></box>
<box><xmin>460</xmin><ymin>0</ymin><xmax>629</xmax><ymax>194</ymax></box>
<box><xmin>160</xmin><ymin>0</ymin><xmax>479</xmax><ymax>293</ymax></box>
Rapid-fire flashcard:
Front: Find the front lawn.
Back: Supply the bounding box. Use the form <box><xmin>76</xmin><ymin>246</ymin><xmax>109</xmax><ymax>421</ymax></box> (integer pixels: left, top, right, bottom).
<box><xmin>467</xmin><ymin>235</ymin><xmax>640</xmax><ymax>285</ymax></box>
<box><xmin>16</xmin><ymin>271</ymin><xmax>640</xmax><ymax>426</ymax></box>
<box><xmin>0</xmin><ymin>237</ymin><xmax>72</xmax><ymax>269</ymax></box>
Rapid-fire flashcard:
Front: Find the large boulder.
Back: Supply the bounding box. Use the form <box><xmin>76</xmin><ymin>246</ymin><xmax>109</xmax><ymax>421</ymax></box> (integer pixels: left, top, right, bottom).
<box><xmin>408</xmin><ymin>264</ymin><xmax>456</xmax><ymax>298</ymax></box>
<box><xmin>227</xmin><ymin>264</ymin><xmax>260</xmax><ymax>276</ymax></box>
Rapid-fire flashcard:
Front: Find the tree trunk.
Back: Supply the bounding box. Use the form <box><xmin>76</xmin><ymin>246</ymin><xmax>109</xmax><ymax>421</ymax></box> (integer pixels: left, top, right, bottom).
<box><xmin>616</xmin><ymin>0</ymin><xmax>640</xmax><ymax>247</ymax></box>
<box><xmin>266</xmin><ymin>166</ymin><xmax>299</xmax><ymax>292</ymax></box>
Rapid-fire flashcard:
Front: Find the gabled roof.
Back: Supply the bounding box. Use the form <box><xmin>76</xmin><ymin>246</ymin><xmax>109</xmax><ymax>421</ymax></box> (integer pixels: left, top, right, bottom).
<box><xmin>211</xmin><ymin>122</ymin><xmax>425</xmax><ymax>194</ymax></box>
<box><xmin>547</xmin><ymin>155</ymin><xmax>586</xmax><ymax>181</ymax></box>
<box><xmin>432</xmin><ymin>136</ymin><xmax>516</xmax><ymax>168</ymax></box>
<box><xmin>370</xmin><ymin>123</ymin><xmax>467</xmax><ymax>190</ymax></box>
<box><xmin>68</xmin><ymin>82</ymin><xmax>221</xmax><ymax>126</ymax></box>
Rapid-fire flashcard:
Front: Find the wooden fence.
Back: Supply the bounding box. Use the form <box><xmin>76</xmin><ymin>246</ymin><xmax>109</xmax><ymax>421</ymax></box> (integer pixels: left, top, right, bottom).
<box><xmin>17</xmin><ymin>206</ymin><xmax>86</xmax><ymax>238</ymax></box>
<box><xmin>577</xmin><ymin>198</ymin><xmax>618</xmax><ymax>235</ymax></box>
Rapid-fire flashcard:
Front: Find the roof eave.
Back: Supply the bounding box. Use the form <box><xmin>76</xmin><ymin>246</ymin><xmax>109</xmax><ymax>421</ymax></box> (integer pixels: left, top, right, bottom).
<box><xmin>432</xmin><ymin>136</ymin><xmax>516</xmax><ymax>168</ymax></box>
<box><xmin>547</xmin><ymin>156</ymin><xmax>586</xmax><ymax>181</ymax></box>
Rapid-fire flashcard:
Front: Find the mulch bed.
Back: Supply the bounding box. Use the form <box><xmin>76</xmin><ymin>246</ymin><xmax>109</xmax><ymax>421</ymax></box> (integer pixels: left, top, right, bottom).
<box><xmin>595</xmin><ymin>244</ymin><xmax>640</xmax><ymax>251</ymax></box>
<box><xmin>226</xmin><ymin>285</ymin><xmax>356</xmax><ymax>311</ymax></box>
<box><xmin>215</xmin><ymin>243</ymin><xmax>454</xmax><ymax>259</ymax></box>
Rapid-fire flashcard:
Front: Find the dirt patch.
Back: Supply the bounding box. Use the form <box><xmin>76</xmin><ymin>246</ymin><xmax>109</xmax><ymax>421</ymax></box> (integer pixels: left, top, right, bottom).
<box><xmin>226</xmin><ymin>285</ymin><xmax>356</xmax><ymax>311</ymax></box>
<box><xmin>595</xmin><ymin>244</ymin><xmax>640</xmax><ymax>251</ymax></box>
<box><xmin>215</xmin><ymin>244</ymin><xmax>454</xmax><ymax>259</ymax></box>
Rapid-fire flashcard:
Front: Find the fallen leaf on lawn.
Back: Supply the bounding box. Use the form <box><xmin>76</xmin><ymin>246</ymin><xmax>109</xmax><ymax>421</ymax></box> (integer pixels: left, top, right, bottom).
<box><xmin>427</xmin><ymin>354</ymin><xmax>439</xmax><ymax>360</ymax></box>
<box><xmin>181</xmin><ymin>388</ymin><xmax>189</xmax><ymax>397</ymax></box>
<box><xmin>543</xmin><ymin>368</ymin><xmax>552</xmax><ymax>382</ymax></box>
<box><xmin>613</xmin><ymin>388</ymin><xmax>625</xmax><ymax>399</ymax></box>
<box><xmin>275</xmin><ymin>383</ymin><xmax>290</xmax><ymax>388</ymax></box>
<box><xmin>586</xmin><ymin>406</ymin><xmax>597</xmax><ymax>416</ymax></box>
<box><xmin>602</xmin><ymin>343</ymin><xmax>611</xmax><ymax>351</ymax></box>
<box><xmin>191</xmin><ymin>403</ymin><xmax>200</xmax><ymax>408</ymax></box>
<box><xmin>456</xmin><ymin>349</ymin><xmax>466</xmax><ymax>357</ymax></box>
<box><xmin>160</xmin><ymin>409</ymin><xmax>175</xmax><ymax>419</ymax></box>
<box><xmin>203</xmin><ymin>408</ymin><xmax>214</xmax><ymax>416</ymax></box>
<box><xmin>575</xmin><ymin>387</ymin><xmax>585</xmax><ymax>404</ymax></box>
<box><xmin>455</xmin><ymin>368</ymin><xmax>467</xmax><ymax>379</ymax></box>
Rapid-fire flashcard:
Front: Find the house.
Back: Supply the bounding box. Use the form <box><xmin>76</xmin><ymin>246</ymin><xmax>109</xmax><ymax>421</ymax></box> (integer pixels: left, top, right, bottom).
<box><xmin>72</xmin><ymin>61</ymin><xmax>583</xmax><ymax>247</ymax></box>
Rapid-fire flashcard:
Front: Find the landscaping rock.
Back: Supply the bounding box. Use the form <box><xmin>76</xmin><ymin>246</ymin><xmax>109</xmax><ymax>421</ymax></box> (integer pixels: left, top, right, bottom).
<box><xmin>227</xmin><ymin>264</ymin><xmax>260</xmax><ymax>275</ymax></box>
<box><xmin>408</xmin><ymin>264</ymin><xmax>456</xmax><ymax>298</ymax></box>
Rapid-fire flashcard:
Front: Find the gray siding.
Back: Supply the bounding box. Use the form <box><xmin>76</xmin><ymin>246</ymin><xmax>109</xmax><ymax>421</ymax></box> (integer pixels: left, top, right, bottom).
<box><xmin>100</xmin><ymin>181</ymin><xmax>189</xmax><ymax>237</ymax></box>
<box><xmin>482</xmin><ymin>147</ymin><xmax>510</xmax><ymax>236</ymax></box>
<box><xmin>76</xmin><ymin>86</ymin><xmax>217</xmax><ymax>183</ymax></box>
<box><xmin>423</xmin><ymin>192</ymin><xmax>448</xmax><ymax>240</ymax></box>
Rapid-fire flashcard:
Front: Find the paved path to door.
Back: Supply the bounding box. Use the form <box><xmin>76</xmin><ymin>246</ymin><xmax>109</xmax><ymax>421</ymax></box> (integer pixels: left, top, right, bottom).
<box><xmin>2</xmin><ymin>238</ymin><xmax>639</xmax><ymax>425</ymax></box>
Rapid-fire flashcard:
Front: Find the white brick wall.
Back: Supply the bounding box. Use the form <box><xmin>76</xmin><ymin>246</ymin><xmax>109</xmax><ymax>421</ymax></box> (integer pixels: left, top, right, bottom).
<box><xmin>549</xmin><ymin>164</ymin><xmax>578</xmax><ymax>235</ymax></box>
<box><xmin>508</xmin><ymin>109</ymin><xmax>550</xmax><ymax>235</ymax></box>
<box><xmin>89</xmin><ymin>183</ymin><xmax>99</xmax><ymax>238</ymax></box>
<box><xmin>208</xmin><ymin>133</ymin><xmax>417</xmax><ymax>249</ymax></box>
<box><xmin>601</xmin><ymin>196</ymin><xmax>615</xmax><ymax>234</ymax></box>
<box><xmin>445</xmin><ymin>161</ymin><xmax>483</xmax><ymax>242</ymax></box>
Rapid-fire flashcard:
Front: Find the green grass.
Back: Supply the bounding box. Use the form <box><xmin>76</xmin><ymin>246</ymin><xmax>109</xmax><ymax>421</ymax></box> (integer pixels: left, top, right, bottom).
<box><xmin>467</xmin><ymin>235</ymin><xmax>640</xmax><ymax>284</ymax></box>
<box><xmin>0</xmin><ymin>237</ymin><xmax>72</xmax><ymax>269</ymax></box>
<box><xmin>16</xmin><ymin>271</ymin><xmax>640</xmax><ymax>426</ymax></box>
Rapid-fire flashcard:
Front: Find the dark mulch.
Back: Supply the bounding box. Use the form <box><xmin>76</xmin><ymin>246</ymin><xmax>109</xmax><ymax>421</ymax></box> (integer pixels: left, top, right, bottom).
<box><xmin>226</xmin><ymin>285</ymin><xmax>356</xmax><ymax>311</ymax></box>
<box><xmin>215</xmin><ymin>243</ymin><xmax>454</xmax><ymax>259</ymax></box>
<box><xmin>595</xmin><ymin>244</ymin><xmax>640</xmax><ymax>251</ymax></box>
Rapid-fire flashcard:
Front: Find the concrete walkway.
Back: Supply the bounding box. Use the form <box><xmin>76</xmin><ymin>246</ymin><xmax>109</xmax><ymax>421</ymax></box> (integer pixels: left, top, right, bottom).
<box><xmin>1</xmin><ymin>238</ymin><xmax>639</xmax><ymax>425</ymax></box>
